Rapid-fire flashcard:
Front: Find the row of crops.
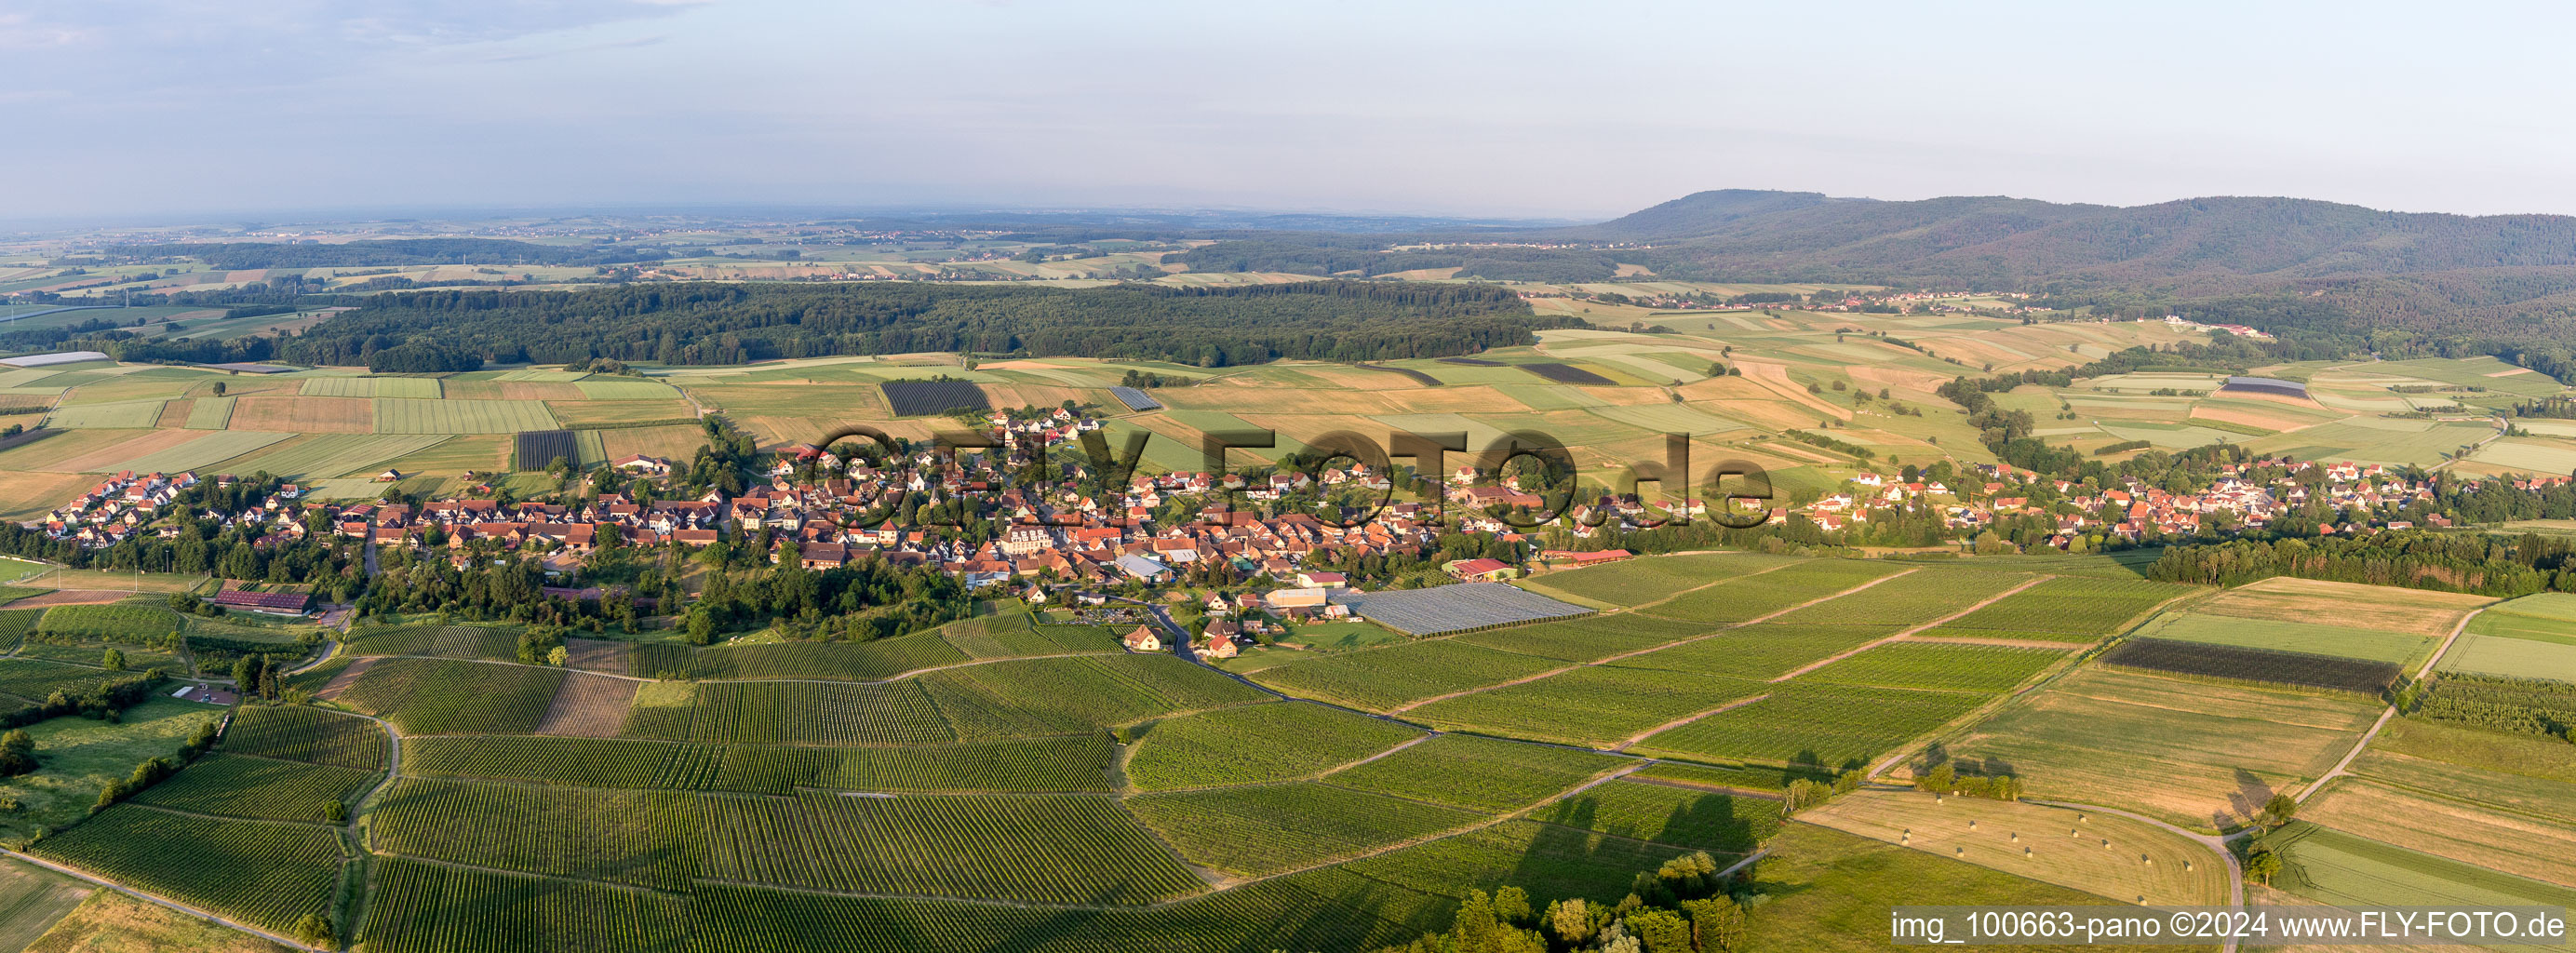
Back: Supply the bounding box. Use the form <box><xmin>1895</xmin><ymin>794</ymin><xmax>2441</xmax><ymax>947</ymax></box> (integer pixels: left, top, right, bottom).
<box><xmin>371</xmin><ymin>779</ymin><xmax>704</xmax><ymax>891</ymax></box>
<box><xmin>358</xmin><ymin>859</ymin><xmax>1452</xmax><ymax>953</ymax></box>
<box><xmin>334</xmin><ymin>657</ymin><xmax>566</xmax><ymax>735</ymax></box>
<box><xmin>404</xmin><ymin>733</ymin><xmax>1118</xmax><ymax>795</ymax></box>
<box><xmin>221</xmin><ymin>704</ymin><xmax>392</xmax><ymax>769</ymax></box>
<box><xmin>29</xmin><ymin>807</ymin><xmax>344</xmax><ymax>937</ymax></box>
<box><xmin>2103</xmin><ymin>638</ymin><xmax>2401</xmax><ymax>695</ymax></box>
<box><xmin>702</xmin><ymin>791</ymin><xmax>1206</xmax><ymax>904</ymax></box>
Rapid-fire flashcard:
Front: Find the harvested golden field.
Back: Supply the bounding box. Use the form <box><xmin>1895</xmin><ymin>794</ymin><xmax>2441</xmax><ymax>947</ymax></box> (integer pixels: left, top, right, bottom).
<box><xmin>2192</xmin><ymin>577</ymin><xmax>2492</xmax><ymax>638</ymax></box>
<box><xmin>227</xmin><ymin>395</ymin><xmax>372</xmax><ymax>434</ymax></box>
<box><xmin>2301</xmin><ymin>779</ymin><xmax>2576</xmax><ymax>888</ymax></box>
<box><xmin>600</xmin><ymin>425</ymin><xmax>713</xmax><ymax>462</ymax></box>
<box><xmin>1939</xmin><ymin>666</ymin><xmax>2380</xmax><ymax>831</ymax></box>
<box><xmin>0</xmin><ymin>471</ymin><xmax>95</xmax><ymax>520</ymax></box>
<box><xmin>545</xmin><ymin>400</ymin><xmax>695</xmax><ymax>426</ymax></box>
<box><xmin>47</xmin><ymin>429</ymin><xmax>202</xmax><ymax>473</ymax></box>
<box><xmin>1799</xmin><ymin>788</ymin><xmax>2228</xmax><ymax>906</ymax></box>
<box><xmin>22</xmin><ymin>890</ymin><xmax>290</xmax><ymax>953</ymax></box>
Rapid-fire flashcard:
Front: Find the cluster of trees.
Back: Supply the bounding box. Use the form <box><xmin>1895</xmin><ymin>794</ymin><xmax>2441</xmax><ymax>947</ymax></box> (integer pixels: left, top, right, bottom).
<box><xmin>366</xmin><ymin>341</ymin><xmax>483</xmax><ymax>373</ymax></box>
<box><xmin>2148</xmin><ymin>530</ymin><xmax>2576</xmax><ymax>596</ymax></box>
<box><xmin>91</xmin><ymin>717</ymin><xmax>217</xmax><ymax>814</ymax></box>
<box><xmin>0</xmin><ymin>669</ymin><xmax>169</xmax><ymax>731</ymax></box>
<box><xmin>274</xmin><ymin>281</ymin><xmax>1565</xmax><ymax>369</ymax></box>
<box><xmin>2405</xmin><ymin>672</ymin><xmax>2576</xmax><ymax>740</ymax></box>
<box><xmin>683</xmin><ymin>556</ymin><xmax>973</xmax><ymax>645</ymax></box>
<box><xmin>0</xmin><ymin>730</ymin><xmax>34</xmax><ymax>777</ymax></box>
<box><xmin>1370</xmin><ymin>854</ymin><xmax>1749</xmax><ymax>953</ymax></box>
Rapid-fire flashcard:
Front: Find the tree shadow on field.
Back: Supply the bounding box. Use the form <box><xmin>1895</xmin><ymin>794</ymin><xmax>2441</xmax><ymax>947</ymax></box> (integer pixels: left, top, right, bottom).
<box><xmin>2223</xmin><ymin>767</ymin><xmax>2274</xmax><ymax>830</ymax></box>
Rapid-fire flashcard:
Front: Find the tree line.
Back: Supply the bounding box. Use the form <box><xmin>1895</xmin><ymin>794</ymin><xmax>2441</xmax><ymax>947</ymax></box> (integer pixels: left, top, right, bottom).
<box><xmin>269</xmin><ymin>280</ymin><xmax>1568</xmax><ymax>368</ymax></box>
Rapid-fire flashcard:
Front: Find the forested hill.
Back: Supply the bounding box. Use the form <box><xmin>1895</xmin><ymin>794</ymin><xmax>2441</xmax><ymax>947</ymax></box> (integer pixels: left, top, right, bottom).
<box><xmin>112</xmin><ymin>238</ymin><xmax>665</xmax><ymax>269</ymax></box>
<box><xmin>275</xmin><ymin>281</ymin><xmax>1562</xmax><ymax>368</ymax></box>
<box><xmin>1557</xmin><ymin>191</ymin><xmax>2576</xmax><ymax>289</ymax></box>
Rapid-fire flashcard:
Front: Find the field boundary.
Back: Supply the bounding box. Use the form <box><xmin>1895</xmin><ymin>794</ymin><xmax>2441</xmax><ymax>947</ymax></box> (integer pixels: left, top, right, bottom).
<box><xmin>1384</xmin><ymin>565</ymin><xmax>1920</xmax><ymax>715</ymax></box>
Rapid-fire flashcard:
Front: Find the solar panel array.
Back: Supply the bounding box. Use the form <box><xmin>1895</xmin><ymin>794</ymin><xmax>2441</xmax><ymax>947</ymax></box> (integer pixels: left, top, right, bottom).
<box><xmin>1110</xmin><ymin>386</ymin><xmax>1162</xmax><ymax>411</ymax></box>
<box><xmin>1327</xmin><ymin>582</ymin><xmax>1590</xmax><ymax>636</ymax></box>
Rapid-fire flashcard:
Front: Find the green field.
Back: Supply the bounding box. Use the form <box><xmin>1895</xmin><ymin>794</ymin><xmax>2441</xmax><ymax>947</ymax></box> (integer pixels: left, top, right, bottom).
<box><xmin>704</xmin><ymin>791</ymin><xmax>1204</xmax><ymax>903</ymax></box>
<box><xmin>1739</xmin><ymin>824</ymin><xmax>2124</xmax><ymax>953</ymax></box>
<box><xmin>1244</xmin><ymin>638</ymin><xmax>1563</xmax><ymax>712</ymax></box>
<box><xmin>127</xmin><ymin>753</ymin><xmax>379</xmax><ymax>824</ymax></box>
<box><xmin>302</xmin><ymin>377</ymin><xmax>441</xmax><ymax>398</ymax></box>
<box><xmin>220</xmin><ymin>705</ymin><xmax>391</xmax><ymax>769</ymax></box>
<box><xmin>1918</xmin><ymin>575</ymin><xmax>2193</xmax><ymax>642</ymax></box>
<box><xmin>2269</xmin><ymin>822</ymin><xmax>2576</xmax><ymax>909</ymax></box>
<box><xmin>335</xmin><ymin>658</ymin><xmax>566</xmax><ymax>735</ymax></box>
<box><xmin>1534</xmin><ymin>778</ymin><xmax>1780</xmax><ymax>854</ymax></box>
<box><xmin>219</xmin><ymin>433</ymin><xmax>450</xmax><ymax>479</ymax></box>
<box><xmin>1805</xmin><ymin>641</ymin><xmax>2070</xmax><ymax>693</ymax></box>
<box><xmin>1632</xmin><ymin>681</ymin><xmax>1991</xmax><ymax>770</ymax></box>
<box><xmin>1409</xmin><ymin>665</ymin><xmax>1765</xmax><ymax>747</ymax></box>
<box><xmin>1126</xmin><ymin>781</ymin><xmax>1485</xmax><ymax>877</ymax></box>
<box><xmin>27</xmin><ymin>808</ymin><xmax>343</xmax><ymax>936</ymax></box>
<box><xmin>36</xmin><ymin>603</ymin><xmax>182</xmax><ymax>640</ymax></box>
<box><xmin>1327</xmin><ymin>733</ymin><xmax>1626</xmax><ymax>812</ymax></box>
<box><xmin>106</xmin><ymin>430</ymin><xmax>294</xmax><ymax>475</ymax></box>
<box><xmin>43</xmin><ymin>401</ymin><xmax>162</xmax><ymax>429</ymax></box>
<box><xmin>2130</xmin><ymin>611</ymin><xmax>2431</xmax><ymax>664</ymax></box>
<box><xmin>0</xmin><ymin>855</ymin><xmax>90</xmax><ymax>952</ymax></box>
<box><xmin>2438</xmin><ymin>632</ymin><xmax>2576</xmax><ymax>682</ymax></box>
<box><xmin>372</xmin><ymin>398</ymin><xmax>560</xmax><ymax>434</ymax></box>
<box><xmin>1123</xmin><ymin>701</ymin><xmax>1422</xmax><ymax>791</ymax></box>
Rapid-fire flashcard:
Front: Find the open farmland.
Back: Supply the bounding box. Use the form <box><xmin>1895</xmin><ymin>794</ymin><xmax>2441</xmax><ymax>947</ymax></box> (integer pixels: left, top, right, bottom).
<box><xmin>27</xmin><ymin>808</ymin><xmax>343</xmax><ymax>937</ymax></box>
<box><xmin>1798</xmin><ymin>788</ymin><xmax>2231</xmax><ymax>906</ymax></box>
<box><xmin>373</xmin><ymin>397</ymin><xmax>559</xmax><ymax>434</ymax></box>
<box><xmin>705</xmin><ymin>791</ymin><xmax>1205</xmax><ymax>903</ymax></box>
<box><xmin>1125</xmin><ymin>781</ymin><xmax>1485</xmax><ymax>878</ymax></box>
<box><xmin>1940</xmin><ymin>666</ymin><xmax>2381</xmax><ymax>830</ymax></box>
<box><xmin>301</xmin><ymin>376</ymin><xmax>440</xmax><ymax>398</ymax></box>
<box><xmin>1244</xmin><ymin>638</ymin><xmax>1564</xmax><ymax>711</ymax></box>
<box><xmin>216</xmin><ymin>433</ymin><xmax>449</xmax><ymax>478</ymax></box>
<box><xmin>1916</xmin><ymin>575</ymin><xmax>2195</xmax><ymax>643</ymax></box>
<box><xmin>1630</xmin><ymin>681</ymin><xmax>1991</xmax><ymax>770</ymax></box>
<box><xmin>2267</xmin><ymin>822</ymin><xmax>2576</xmax><ymax>911</ymax></box>
<box><xmin>2101</xmin><ymin>638</ymin><xmax>2400</xmax><ymax>694</ymax></box>
<box><xmin>1122</xmin><ymin>701</ymin><xmax>1422</xmax><ymax>790</ymax></box>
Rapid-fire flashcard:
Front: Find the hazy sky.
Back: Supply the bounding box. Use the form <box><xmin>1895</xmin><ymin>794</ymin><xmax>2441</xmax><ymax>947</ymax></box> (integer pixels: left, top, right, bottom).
<box><xmin>6</xmin><ymin>0</ymin><xmax>2570</xmax><ymax>223</ymax></box>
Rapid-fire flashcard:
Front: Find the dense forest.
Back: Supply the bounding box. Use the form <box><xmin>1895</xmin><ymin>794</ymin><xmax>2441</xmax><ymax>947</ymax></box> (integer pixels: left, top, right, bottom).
<box><xmin>276</xmin><ymin>281</ymin><xmax>1565</xmax><ymax>367</ymax></box>
<box><xmin>107</xmin><ymin>238</ymin><xmax>668</xmax><ymax>269</ymax></box>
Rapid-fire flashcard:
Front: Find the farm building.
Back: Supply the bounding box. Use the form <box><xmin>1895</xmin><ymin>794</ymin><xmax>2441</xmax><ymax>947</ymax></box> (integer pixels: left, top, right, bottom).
<box><xmin>211</xmin><ymin>588</ymin><xmax>314</xmax><ymax>615</ymax></box>
<box><xmin>1448</xmin><ymin>557</ymin><xmax>1513</xmax><ymax>581</ymax></box>
<box><xmin>2219</xmin><ymin>376</ymin><xmax>2309</xmax><ymax>399</ymax></box>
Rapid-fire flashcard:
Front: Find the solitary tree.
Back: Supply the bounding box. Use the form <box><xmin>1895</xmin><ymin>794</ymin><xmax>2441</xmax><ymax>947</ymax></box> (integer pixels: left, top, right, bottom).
<box><xmin>2262</xmin><ymin>792</ymin><xmax>2300</xmax><ymax>829</ymax></box>
<box><xmin>2244</xmin><ymin>846</ymin><xmax>2282</xmax><ymax>884</ymax></box>
<box><xmin>0</xmin><ymin>729</ymin><xmax>37</xmax><ymax>777</ymax></box>
<box><xmin>101</xmin><ymin>648</ymin><xmax>125</xmax><ymax>671</ymax></box>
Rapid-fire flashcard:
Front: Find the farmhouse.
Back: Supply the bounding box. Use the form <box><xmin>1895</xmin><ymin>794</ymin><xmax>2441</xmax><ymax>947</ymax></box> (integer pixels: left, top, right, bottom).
<box><xmin>1120</xmin><ymin>625</ymin><xmax>1161</xmax><ymax>652</ymax></box>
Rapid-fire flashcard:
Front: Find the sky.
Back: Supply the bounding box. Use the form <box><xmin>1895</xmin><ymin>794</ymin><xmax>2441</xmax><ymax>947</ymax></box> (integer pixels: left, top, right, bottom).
<box><xmin>5</xmin><ymin>0</ymin><xmax>2572</xmax><ymax>223</ymax></box>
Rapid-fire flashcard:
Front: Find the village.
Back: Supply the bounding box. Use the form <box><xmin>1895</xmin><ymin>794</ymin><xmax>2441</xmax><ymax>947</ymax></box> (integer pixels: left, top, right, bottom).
<box><xmin>21</xmin><ymin>396</ymin><xmax>2573</xmax><ymax>660</ymax></box>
